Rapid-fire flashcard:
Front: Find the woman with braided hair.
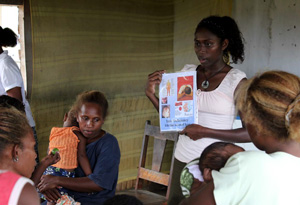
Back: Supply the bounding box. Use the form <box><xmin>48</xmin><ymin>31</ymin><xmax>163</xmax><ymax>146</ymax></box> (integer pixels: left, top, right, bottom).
<box><xmin>146</xmin><ymin>16</ymin><xmax>250</xmax><ymax>204</ymax></box>
<box><xmin>0</xmin><ymin>107</ymin><xmax>39</xmax><ymax>204</ymax></box>
<box><xmin>181</xmin><ymin>70</ymin><xmax>300</xmax><ymax>204</ymax></box>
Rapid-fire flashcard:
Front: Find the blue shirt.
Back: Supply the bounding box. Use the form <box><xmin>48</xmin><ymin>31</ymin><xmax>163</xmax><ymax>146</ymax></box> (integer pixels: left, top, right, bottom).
<box><xmin>68</xmin><ymin>132</ymin><xmax>120</xmax><ymax>205</ymax></box>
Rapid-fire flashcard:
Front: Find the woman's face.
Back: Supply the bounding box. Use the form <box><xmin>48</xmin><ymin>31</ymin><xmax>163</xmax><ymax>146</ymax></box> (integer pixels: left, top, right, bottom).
<box><xmin>14</xmin><ymin>130</ymin><xmax>37</xmax><ymax>178</ymax></box>
<box><xmin>77</xmin><ymin>102</ymin><xmax>104</xmax><ymax>140</ymax></box>
<box><xmin>194</xmin><ymin>28</ymin><xmax>225</xmax><ymax>67</ymax></box>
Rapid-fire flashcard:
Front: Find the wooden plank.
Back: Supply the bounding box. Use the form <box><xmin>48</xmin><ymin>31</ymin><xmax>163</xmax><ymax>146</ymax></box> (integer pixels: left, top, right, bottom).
<box><xmin>139</xmin><ymin>168</ymin><xmax>169</xmax><ymax>186</ymax></box>
<box><xmin>152</xmin><ymin>138</ymin><xmax>166</xmax><ymax>172</ymax></box>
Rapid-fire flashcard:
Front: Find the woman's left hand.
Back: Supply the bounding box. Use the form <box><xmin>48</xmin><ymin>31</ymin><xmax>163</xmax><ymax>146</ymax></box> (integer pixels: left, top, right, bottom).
<box><xmin>38</xmin><ymin>175</ymin><xmax>60</xmax><ymax>192</ymax></box>
<box><xmin>179</xmin><ymin>124</ymin><xmax>208</xmax><ymax>140</ymax></box>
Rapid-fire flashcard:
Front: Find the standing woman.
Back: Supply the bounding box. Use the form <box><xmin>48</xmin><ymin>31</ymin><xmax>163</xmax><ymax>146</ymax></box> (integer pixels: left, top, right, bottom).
<box><xmin>145</xmin><ymin>16</ymin><xmax>250</xmax><ymax>204</ymax></box>
<box><xmin>0</xmin><ymin>107</ymin><xmax>39</xmax><ymax>205</ymax></box>
<box><xmin>0</xmin><ymin>26</ymin><xmax>39</xmax><ymax>162</ymax></box>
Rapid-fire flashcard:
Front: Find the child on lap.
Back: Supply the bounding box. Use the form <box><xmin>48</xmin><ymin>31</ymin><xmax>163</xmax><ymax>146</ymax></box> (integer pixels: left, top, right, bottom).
<box><xmin>42</xmin><ymin>109</ymin><xmax>92</xmax><ymax>204</ymax></box>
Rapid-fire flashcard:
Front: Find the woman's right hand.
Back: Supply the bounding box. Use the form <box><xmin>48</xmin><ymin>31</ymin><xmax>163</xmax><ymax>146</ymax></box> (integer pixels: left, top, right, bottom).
<box><xmin>179</xmin><ymin>124</ymin><xmax>209</xmax><ymax>141</ymax></box>
<box><xmin>38</xmin><ymin>175</ymin><xmax>61</xmax><ymax>192</ymax></box>
<box><xmin>41</xmin><ymin>152</ymin><xmax>61</xmax><ymax>167</ymax></box>
<box><xmin>145</xmin><ymin>70</ymin><xmax>165</xmax><ymax>97</ymax></box>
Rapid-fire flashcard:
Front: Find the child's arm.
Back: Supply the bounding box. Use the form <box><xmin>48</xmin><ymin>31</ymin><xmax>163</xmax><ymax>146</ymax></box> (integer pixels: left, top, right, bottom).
<box><xmin>31</xmin><ymin>152</ymin><xmax>60</xmax><ymax>185</ymax></box>
<box><xmin>73</xmin><ymin>130</ymin><xmax>92</xmax><ymax>176</ymax></box>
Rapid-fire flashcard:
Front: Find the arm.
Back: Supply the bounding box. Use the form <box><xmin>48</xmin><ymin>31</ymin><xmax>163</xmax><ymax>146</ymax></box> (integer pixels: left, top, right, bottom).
<box><xmin>180</xmin><ymin>125</ymin><xmax>251</xmax><ymax>143</ymax></box>
<box><xmin>38</xmin><ymin>175</ymin><xmax>103</xmax><ymax>193</ymax></box>
<box><xmin>6</xmin><ymin>87</ymin><xmax>22</xmax><ymax>102</ymax></box>
<box><xmin>73</xmin><ymin>130</ymin><xmax>92</xmax><ymax>176</ymax></box>
<box><xmin>18</xmin><ymin>183</ymin><xmax>40</xmax><ymax>205</ymax></box>
<box><xmin>31</xmin><ymin>152</ymin><xmax>60</xmax><ymax>185</ymax></box>
<box><xmin>180</xmin><ymin>181</ymin><xmax>216</xmax><ymax>205</ymax></box>
<box><xmin>145</xmin><ymin>70</ymin><xmax>165</xmax><ymax>111</ymax></box>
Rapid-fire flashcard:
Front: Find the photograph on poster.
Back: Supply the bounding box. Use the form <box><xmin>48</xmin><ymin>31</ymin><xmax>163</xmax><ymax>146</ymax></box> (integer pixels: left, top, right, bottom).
<box><xmin>159</xmin><ymin>71</ymin><xmax>198</xmax><ymax>132</ymax></box>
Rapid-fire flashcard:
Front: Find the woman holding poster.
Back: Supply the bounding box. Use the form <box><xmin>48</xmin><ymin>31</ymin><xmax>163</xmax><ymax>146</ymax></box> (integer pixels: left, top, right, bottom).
<box><xmin>145</xmin><ymin>16</ymin><xmax>250</xmax><ymax>204</ymax></box>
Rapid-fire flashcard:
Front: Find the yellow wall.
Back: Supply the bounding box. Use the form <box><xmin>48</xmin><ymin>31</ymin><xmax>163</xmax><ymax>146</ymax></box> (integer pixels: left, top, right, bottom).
<box><xmin>29</xmin><ymin>0</ymin><xmax>232</xmax><ymax>186</ymax></box>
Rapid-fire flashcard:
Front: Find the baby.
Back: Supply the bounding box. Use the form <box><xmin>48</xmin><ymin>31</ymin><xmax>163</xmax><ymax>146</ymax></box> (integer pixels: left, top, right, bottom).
<box><xmin>162</xmin><ymin>105</ymin><xmax>170</xmax><ymax>118</ymax></box>
<box><xmin>181</xmin><ymin>142</ymin><xmax>244</xmax><ymax>197</ymax></box>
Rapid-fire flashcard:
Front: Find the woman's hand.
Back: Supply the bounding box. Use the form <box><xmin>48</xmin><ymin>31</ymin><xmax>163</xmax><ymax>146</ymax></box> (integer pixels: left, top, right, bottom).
<box><xmin>180</xmin><ymin>124</ymin><xmax>208</xmax><ymax>141</ymax></box>
<box><xmin>73</xmin><ymin>130</ymin><xmax>87</xmax><ymax>142</ymax></box>
<box><xmin>41</xmin><ymin>152</ymin><xmax>60</xmax><ymax>167</ymax></box>
<box><xmin>38</xmin><ymin>175</ymin><xmax>61</xmax><ymax>192</ymax></box>
<box><xmin>145</xmin><ymin>70</ymin><xmax>165</xmax><ymax>97</ymax></box>
<box><xmin>42</xmin><ymin>189</ymin><xmax>61</xmax><ymax>203</ymax></box>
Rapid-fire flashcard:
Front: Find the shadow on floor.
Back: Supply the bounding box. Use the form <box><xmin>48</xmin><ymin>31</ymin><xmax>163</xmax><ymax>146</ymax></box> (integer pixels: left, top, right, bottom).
<box><xmin>116</xmin><ymin>183</ymin><xmax>167</xmax><ymax>205</ymax></box>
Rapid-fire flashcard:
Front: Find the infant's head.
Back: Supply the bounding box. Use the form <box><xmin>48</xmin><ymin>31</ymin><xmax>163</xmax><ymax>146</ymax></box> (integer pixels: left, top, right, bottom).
<box><xmin>199</xmin><ymin>142</ymin><xmax>244</xmax><ymax>182</ymax></box>
<box><xmin>63</xmin><ymin>109</ymin><xmax>79</xmax><ymax>127</ymax></box>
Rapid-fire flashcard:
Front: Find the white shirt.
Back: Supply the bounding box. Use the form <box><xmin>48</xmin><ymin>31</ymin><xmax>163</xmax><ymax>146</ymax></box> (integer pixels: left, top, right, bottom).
<box><xmin>0</xmin><ymin>50</ymin><xmax>35</xmax><ymax>127</ymax></box>
<box><xmin>175</xmin><ymin>64</ymin><xmax>246</xmax><ymax>163</ymax></box>
<box><xmin>213</xmin><ymin>151</ymin><xmax>300</xmax><ymax>205</ymax></box>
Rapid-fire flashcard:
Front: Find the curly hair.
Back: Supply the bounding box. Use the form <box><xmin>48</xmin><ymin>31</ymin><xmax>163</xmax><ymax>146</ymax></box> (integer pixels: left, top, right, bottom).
<box><xmin>235</xmin><ymin>70</ymin><xmax>300</xmax><ymax>142</ymax></box>
<box><xmin>195</xmin><ymin>16</ymin><xmax>245</xmax><ymax>64</ymax></box>
<box><xmin>0</xmin><ymin>26</ymin><xmax>18</xmax><ymax>47</ymax></box>
<box><xmin>199</xmin><ymin>142</ymin><xmax>243</xmax><ymax>174</ymax></box>
<box><xmin>72</xmin><ymin>90</ymin><xmax>108</xmax><ymax>119</ymax></box>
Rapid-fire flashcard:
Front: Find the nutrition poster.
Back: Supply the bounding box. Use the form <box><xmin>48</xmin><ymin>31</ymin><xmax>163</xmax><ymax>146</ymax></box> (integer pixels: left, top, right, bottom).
<box><xmin>159</xmin><ymin>71</ymin><xmax>198</xmax><ymax>132</ymax></box>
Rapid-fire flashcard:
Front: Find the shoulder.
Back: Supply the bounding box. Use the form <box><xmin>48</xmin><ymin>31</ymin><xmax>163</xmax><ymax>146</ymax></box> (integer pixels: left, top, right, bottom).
<box><xmin>228</xmin><ymin>68</ymin><xmax>247</xmax><ymax>80</ymax></box>
<box><xmin>0</xmin><ymin>52</ymin><xmax>19</xmax><ymax>71</ymax></box>
<box><xmin>102</xmin><ymin>132</ymin><xmax>119</xmax><ymax>144</ymax></box>
<box><xmin>227</xmin><ymin>151</ymin><xmax>267</xmax><ymax>165</ymax></box>
<box><xmin>17</xmin><ymin>183</ymin><xmax>39</xmax><ymax>205</ymax></box>
<box><xmin>94</xmin><ymin>132</ymin><xmax>120</xmax><ymax>154</ymax></box>
<box><xmin>9</xmin><ymin>175</ymin><xmax>36</xmax><ymax>205</ymax></box>
<box><xmin>180</xmin><ymin>64</ymin><xmax>198</xmax><ymax>72</ymax></box>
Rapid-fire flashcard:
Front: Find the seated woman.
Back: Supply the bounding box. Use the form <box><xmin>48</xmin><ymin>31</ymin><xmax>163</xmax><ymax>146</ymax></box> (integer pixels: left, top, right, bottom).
<box><xmin>0</xmin><ymin>107</ymin><xmax>39</xmax><ymax>205</ymax></box>
<box><xmin>38</xmin><ymin>90</ymin><xmax>121</xmax><ymax>205</ymax></box>
<box><xmin>181</xmin><ymin>70</ymin><xmax>300</xmax><ymax>204</ymax></box>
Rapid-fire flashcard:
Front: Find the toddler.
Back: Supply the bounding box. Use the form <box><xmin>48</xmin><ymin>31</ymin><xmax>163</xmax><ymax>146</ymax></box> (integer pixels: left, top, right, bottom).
<box><xmin>42</xmin><ymin>109</ymin><xmax>92</xmax><ymax>204</ymax></box>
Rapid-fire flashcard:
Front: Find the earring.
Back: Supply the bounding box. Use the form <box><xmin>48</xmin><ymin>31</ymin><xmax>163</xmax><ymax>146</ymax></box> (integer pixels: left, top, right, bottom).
<box><xmin>13</xmin><ymin>156</ymin><xmax>19</xmax><ymax>162</ymax></box>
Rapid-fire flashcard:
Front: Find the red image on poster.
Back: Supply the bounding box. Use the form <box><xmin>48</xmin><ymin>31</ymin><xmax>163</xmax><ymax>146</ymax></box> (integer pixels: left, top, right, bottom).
<box><xmin>177</xmin><ymin>76</ymin><xmax>193</xmax><ymax>101</ymax></box>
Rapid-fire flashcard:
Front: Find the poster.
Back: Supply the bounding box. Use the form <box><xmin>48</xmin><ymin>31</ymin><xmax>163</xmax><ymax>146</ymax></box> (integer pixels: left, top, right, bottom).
<box><xmin>159</xmin><ymin>71</ymin><xmax>198</xmax><ymax>132</ymax></box>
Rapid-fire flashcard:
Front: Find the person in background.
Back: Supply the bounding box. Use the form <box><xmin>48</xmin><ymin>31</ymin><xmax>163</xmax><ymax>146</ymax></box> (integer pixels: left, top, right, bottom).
<box><xmin>0</xmin><ymin>26</ymin><xmax>39</xmax><ymax>163</ymax></box>
<box><xmin>181</xmin><ymin>70</ymin><xmax>300</xmax><ymax>204</ymax></box>
<box><xmin>145</xmin><ymin>15</ymin><xmax>250</xmax><ymax>204</ymax></box>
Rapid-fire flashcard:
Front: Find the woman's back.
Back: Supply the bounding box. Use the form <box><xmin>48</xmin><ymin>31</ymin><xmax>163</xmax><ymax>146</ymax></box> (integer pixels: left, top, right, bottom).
<box><xmin>213</xmin><ymin>151</ymin><xmax>300</xmax><ymax>204</ymax></box>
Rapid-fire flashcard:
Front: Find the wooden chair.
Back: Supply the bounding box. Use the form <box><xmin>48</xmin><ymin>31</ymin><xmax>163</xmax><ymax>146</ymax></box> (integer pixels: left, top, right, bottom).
<box><xmin>117</xmin><ymin>120</ymin><xmax>178</xmax><ymax>204</ymax></box>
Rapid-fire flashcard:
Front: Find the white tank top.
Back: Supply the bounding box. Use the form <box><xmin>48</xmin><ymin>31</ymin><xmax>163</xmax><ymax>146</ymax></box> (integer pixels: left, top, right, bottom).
<box><xmin>174</xmin><ymin>64</ymin><xmax>247</xmax><ymax>163</ymax></box>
